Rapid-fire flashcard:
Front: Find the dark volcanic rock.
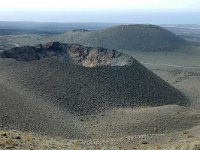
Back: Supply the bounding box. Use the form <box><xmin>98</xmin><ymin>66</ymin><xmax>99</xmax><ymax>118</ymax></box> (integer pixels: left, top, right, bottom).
<box><xmin>0</xmin><ymin>42</ymin><xmax>134</xmax><ymax>67</ymax></box>
<box><xmin>0</xmin><ymin>46</ymin><xmax>40</xmax><ymax>61</ymax></box>
<box><xmin>72</xmin><ymin>29</ymin><xmax>89</xmax><ymax>32</ymax></box>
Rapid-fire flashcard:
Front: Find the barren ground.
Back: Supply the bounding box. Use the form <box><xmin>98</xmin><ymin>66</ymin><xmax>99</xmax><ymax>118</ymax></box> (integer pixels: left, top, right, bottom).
<box><xmin>0</xmin><ymin>33</ymin><xmax>200</xmax><ymax>149</ymax></box>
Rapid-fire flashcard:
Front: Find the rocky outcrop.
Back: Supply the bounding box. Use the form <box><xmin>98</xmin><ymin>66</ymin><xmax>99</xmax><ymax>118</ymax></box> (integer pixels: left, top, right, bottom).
<box><xmin>68</xmin><ymin>44</ymin><xmax>133</xmax><ymax>67</ymax></box>
<box><xmin>0</xmin><ymin>42</ymin><xmax>134</xmax><ymax>67</ymax></box>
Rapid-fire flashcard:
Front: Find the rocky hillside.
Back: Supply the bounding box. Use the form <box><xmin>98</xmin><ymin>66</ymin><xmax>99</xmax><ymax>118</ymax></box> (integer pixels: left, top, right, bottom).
<box><xmin>53</xmin><ymin>24</ymin><xmax>188</xmax><ymax>51</ymax></box>
<box><xmin>0</xmin><ymin>127</ymin><xmax>200</xmax><ymax>150</ymax></box>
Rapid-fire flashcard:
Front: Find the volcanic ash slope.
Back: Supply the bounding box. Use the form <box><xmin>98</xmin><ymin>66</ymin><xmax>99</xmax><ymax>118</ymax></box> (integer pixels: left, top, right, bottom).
<box><xmin>0</xmin><ymin>42</ymin><xmax>192</xmax><ymax>138</ymax></box>
<box><xmin>0</xmin><ymin>42</ymin><xmax>188</xmax><ymax>114</ymax></box>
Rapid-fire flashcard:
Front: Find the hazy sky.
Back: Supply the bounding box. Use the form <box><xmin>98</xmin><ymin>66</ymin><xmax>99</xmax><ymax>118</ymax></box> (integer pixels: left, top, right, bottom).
<box><xmin>0</xmin><ymin>0</ymin><xmax>199</xmax><ymax>23</ymax></box>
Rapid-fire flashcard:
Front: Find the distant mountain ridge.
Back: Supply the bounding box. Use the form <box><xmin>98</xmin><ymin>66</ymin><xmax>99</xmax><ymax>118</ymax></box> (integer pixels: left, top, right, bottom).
<box><xmin>53</xmin><ymin>24</ymin><xmax>187</xmax><ymax>51</ymax></box>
